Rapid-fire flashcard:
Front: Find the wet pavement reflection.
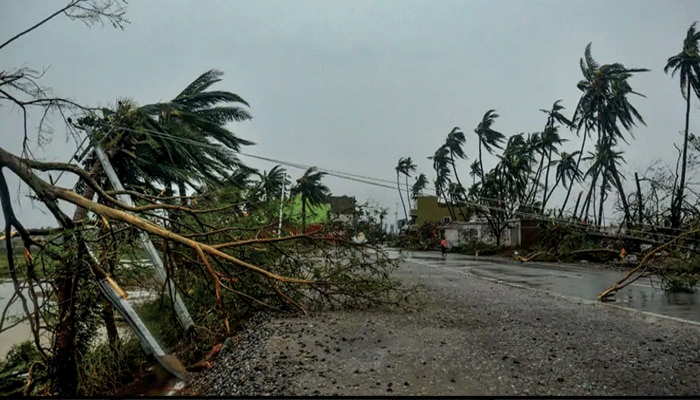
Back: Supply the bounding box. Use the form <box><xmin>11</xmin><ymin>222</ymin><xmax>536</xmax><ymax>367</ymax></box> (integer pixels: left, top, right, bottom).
<box><xmin>393</xmin><ymin>249</ymin><xmax>700</xmax><ymax>324</ymax></box>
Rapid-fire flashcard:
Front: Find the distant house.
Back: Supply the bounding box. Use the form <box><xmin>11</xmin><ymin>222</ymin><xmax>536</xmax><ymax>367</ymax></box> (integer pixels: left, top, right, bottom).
<box><xmin>326</xmin><ymin>195</ymin><xmax>357</xmax><ymax>224</ymax></box>
<box><xmin>442</xmin><ymin>218</ymin><xmax>540</xmax><ymax>248</ymax></box>
<box><xmin>409</xmin><ymin>195</ymin><xmax>470</xmax><ymax>226</ymax></box>
<box><xmin>409</xmin><ymin>195</ymin><xmax>540</xmax><ymax>247</ymax></box>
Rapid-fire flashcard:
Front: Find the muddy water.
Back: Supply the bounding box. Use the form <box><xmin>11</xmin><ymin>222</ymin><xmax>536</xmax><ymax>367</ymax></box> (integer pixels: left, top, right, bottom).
<box><xmin>0</xmin><ymin>280</ymin><xmax>158</xmax><ymax>360</ymax></box>
<box><xmin>0</xmin><ymin>280</ymin><xmax>51</xmax><ymax>359</ymax></box>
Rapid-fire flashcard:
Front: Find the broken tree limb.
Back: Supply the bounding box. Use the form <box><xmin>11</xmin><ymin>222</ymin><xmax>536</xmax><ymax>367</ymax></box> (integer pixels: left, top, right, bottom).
<box><xmin>597</xmin><ymin>227</ymin><xmax>700</xmax><ymax>300</ymax></box>
<box><xmin>0</xmin><ymin>146</ymin><xmax>322</xmax><ymax>285</ymax></box>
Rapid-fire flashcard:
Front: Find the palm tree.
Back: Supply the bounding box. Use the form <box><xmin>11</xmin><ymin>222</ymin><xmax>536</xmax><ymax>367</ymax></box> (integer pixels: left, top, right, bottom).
<box><xmin>139</xmin><ymin>69</ymin><xmax>254</xmax><ymax>199</ymax></box>
<box><xmin>227</xmin><ymin>164</ymin><xmax>259</xmax><ymax>190</ymax></box>
<box><xmin>444</xmin><ymin>127</ymin><xmax>467</xmax><ymax>186</ymax></box>
<box><xmin>573</xmin><ymin>43</ymin><xmax>648</xmax><ymax>226</ymax></box>
<box><xmin>411</xmin><ymin>173</ymin><xmax>429</xmax><ymax>201</ymax></box>
<box><xmin>538</xmin><ymin>101</ymin><xmax>572</xmax><ymax>209</ymax></box>
<box><xmin>553</xmin><ymin>151</ymin><xmax>583</xmax><ymax>215</ymax></box>
<box><xmin>428</xmin><ymin>146</ymin><xmax>456</xmax><ymax>219</ymax></box>
<box><xmin>395</xmin><ymin>157</ymin><xmax>410</xmax><ymax>222</ymax></box>
<box><xmin>257</xmin><ymin>165</ymin><xmax>288</xmax><ymax>202</ymax></box>
<box><xmin>496</xmin><ymin>133</ymin><xmax>534</xmax><ymax>204</ymax></box>
<box><xmin>578</xmin><ymin>139</ymin><xmax>628</xmax><ymax>225</ymax></box>
<box><xmin>474</xmin><ymin>109</ymin><xmax>505</xmax><ymax>186</ymax></box>
<box><xmin>403</xmin><ymin>157</ymin><xmax>417</xmax><ymax>210</ymax></box>
<box><xmin>444</xmin><ymin>127</ymin><xmax>469</xmax><ymax>220</ymax></box>
<box><xmin>469</xmin><ymin>160</ymin><xmax>482</xmax><ymax>185</ymax></box>
<box><xmin>665</xmin><ymin>22</ymin><xmax>700</xmax><ymax>227</ymax></box>
<box><xmin>291</xmin><ymin>167</ymin><xmax>331</xmax><ymax>232</ymax></box>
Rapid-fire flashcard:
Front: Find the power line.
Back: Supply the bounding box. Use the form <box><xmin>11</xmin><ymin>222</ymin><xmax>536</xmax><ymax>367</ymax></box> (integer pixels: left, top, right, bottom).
<box><xmin>75</xmin><ymin>124</ymin><xmax>682</xmax><ymax>237</ymax></box>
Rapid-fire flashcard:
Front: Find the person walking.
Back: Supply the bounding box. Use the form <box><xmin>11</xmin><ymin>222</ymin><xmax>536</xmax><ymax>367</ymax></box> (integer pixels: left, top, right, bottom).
<box><xmin>440</xmin><ymin>237</ymin><xmax>448</xmax><ymax>258</ymax></box>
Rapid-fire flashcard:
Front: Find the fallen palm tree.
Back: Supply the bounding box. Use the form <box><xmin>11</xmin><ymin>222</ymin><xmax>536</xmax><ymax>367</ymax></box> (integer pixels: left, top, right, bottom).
<box><xmin>597</xmin><ymin>227</ymin><xmax>700</xmax><ymax>300</ymax></box>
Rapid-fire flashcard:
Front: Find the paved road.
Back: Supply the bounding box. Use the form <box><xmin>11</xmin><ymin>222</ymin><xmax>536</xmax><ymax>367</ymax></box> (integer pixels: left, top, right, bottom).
<box><xmin>191</xmin><ymin>251</ymin><xmax>700</xmax><ymax>396</ymax></box>
<box><xmin>396</xmin><ymin>249</ymin><xmax>700</xmax><ymax>324</ymax></box>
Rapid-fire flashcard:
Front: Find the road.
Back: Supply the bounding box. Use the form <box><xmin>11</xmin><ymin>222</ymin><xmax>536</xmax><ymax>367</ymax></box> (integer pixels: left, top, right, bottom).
<box><xmin>190</xmin><ymin>248</ymin><xmax>700</xmax><ymax>396</ymax></box>
<box><xmin>398</xmin><ymin>249</ymin><xmax>700</xmax><ymax>324</ymax></box>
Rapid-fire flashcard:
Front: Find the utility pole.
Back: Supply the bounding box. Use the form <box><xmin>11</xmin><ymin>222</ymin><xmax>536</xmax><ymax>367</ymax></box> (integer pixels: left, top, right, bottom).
<box><xmin>93</xmin><ymin>143</ymin><xmax>194</xmax><ymax>331</ymax></box>
<box><xmin>278</xmin><ymin>173</ymin><xmax>286</xmax><ymax>238</ymax></box>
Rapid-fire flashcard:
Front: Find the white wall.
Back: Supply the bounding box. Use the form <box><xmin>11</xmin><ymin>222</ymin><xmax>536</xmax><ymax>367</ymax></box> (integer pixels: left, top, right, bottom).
<box><xmin>444</xmin><ymin>220</ymin><xmax>518</xmax><ymax>247</ymax></box>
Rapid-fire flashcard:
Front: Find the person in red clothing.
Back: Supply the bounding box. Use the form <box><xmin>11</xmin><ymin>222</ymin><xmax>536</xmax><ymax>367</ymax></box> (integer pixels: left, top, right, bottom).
<box><xmin>440</xmin><ymin>238</ymin><xmax>447</xmax><ymax>257</ymax></box>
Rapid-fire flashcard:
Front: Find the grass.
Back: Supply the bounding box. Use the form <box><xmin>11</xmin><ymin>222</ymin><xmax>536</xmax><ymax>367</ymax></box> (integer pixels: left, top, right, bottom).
<box><xmin>0</xmin><ymin>249</ymin><xmax>28</xmax><ymax>280</ymax></box>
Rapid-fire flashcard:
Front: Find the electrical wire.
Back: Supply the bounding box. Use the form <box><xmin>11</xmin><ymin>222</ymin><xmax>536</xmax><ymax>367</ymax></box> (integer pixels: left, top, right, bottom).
<box><xmin>74</xmin><ymin>123</ymin><xmax>687</xmax><ymax>239</ymax></box>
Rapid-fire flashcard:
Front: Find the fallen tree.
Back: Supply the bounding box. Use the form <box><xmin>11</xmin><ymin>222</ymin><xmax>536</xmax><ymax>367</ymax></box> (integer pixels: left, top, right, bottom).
<box><xmin>0</xmin><ymin>144</ymin><xmax>415</xmax><ymax>395</ymax></box>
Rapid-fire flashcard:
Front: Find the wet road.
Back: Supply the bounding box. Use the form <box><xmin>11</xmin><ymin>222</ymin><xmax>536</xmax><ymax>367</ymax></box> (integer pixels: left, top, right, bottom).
<box><xmin>391</xmin><ymin>249</ymin><xmax>700</xmax><ymax>324</ymax></box>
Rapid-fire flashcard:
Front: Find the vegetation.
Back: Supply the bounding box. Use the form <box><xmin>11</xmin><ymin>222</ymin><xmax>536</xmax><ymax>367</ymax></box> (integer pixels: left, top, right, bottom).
<box><xmin>0</xmin><ymin>1</ymin><xmax>413</xmax><ymax>396</ymax></box>
<box><xmin>395</xmin><ymin>22</ymin><xmax>700</xmax><ymax>294</ymax></box>
<box><xmin>2</xmin><ymin>1</ymin><xmax>700</xmax><ymax>396</ymax></box>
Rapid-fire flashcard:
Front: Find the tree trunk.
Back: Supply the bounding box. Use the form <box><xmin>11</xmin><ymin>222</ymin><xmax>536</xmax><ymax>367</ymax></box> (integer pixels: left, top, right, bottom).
<box><xmin>572</xmin><ymin>191</ymin><xmax>583</xmax><ymax>220</ymax></box>
<box><xmin>49</xmin><ymin>157</ymin><xmax>105</xmax><ymax>395</ymax></box>
<box><xmin>396</xmin><ymin>172</ymin><xmax>408</xmax><ymax>223</ymax></box>
<box><xmin>635</xmin><ymin>172</ymin><xmax>643</xmax><ymax>225</ymax></box>
<box><xmin>543</xmin><ymin>173</ymin><xmax>561</xmax><ymax>209</ymax></box>
<box><xmin>301</xmin><ymin>196</ymin><xmax>307</xmax><ymax>232</ymax></box>
<box><xmin>672</xmin><ymin>79</ymin><xmax>692</xmax><ymax>228</ymax></box>
<box><xmin>561</xmin><ymin>130</ymin><xmax>587</xmax><ymax>217</ymax></box>
<box><xmin>597</xmin><ymin>172</ymin><xmax>608</xmax><ymax>227</ymax></box>
<box><xmin>52</xmin><ymin>264</ymin><xmax>79</xmax><ymax>396</ymax></box>
<box><xmin>449</xmin><ymin>153</ymin><xmax>469</xmax><ymax>221</ymax></box>
<box><xmin>478</xmin><ymin>141</ymin><xmax>485</xmax><ymax>189</ymax></box>
<box><xmin>102</xmin><ymin>301</ymin><xmax>119</xmax><ymax>351</ymax></box>
<box><xmin>541</xmin><ymin>146</ymin><xmax>554</xmax><ymax>210</ymax></box>
<box><xmin>580</xmin><ymin>167</ymin><xmax>599</xmax><ymax>222</ymax></box>
<box><xmin>405</xmin><ymin>175</ymin><xmax>412</xmax><ymax>211</ymax></box>
<box><xmin>609</xmin><ymin>164</ymin><xmax>631</xmax><ymax>227</ymax></box>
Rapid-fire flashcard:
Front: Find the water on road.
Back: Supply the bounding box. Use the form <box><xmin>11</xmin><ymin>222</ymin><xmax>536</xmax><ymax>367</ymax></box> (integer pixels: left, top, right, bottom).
<box><xmin>390</xmin><ymin>249</ymin><xmax>700</xmax><ymax>324</ymax></box>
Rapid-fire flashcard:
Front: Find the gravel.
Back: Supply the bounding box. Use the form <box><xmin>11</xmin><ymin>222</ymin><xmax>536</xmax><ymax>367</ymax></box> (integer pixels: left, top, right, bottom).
<box><xmin>188</xmin><ymin>259</ymin><xmax>700</xmax><ymax>396</ymax></box>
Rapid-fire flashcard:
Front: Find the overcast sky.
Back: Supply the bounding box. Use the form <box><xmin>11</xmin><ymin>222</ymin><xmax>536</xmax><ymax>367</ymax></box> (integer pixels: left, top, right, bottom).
<box><xmin>1</xmin><ymin>0</ymin><xmax>699</xmax><ymax>228</ymax></box>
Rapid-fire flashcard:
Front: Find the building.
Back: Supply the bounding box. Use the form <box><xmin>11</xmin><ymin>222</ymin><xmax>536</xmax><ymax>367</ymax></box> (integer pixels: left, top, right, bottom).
<box><xmin>326</xmin><ymin>195</ymin><xmax>357</xmax><ymax>224</ymax></box>
<box><xmin>409</xmin><ymin>195</ymin><xmax>541</xmax><ymax>247</ymax></box>
<box><xmin>409</xmin><ymin>195</ymin><xmax>470</xmax><ymax>226</ymax></box>
<box><xmin>442</xmin><ymin>219</ymin><xmax>540</xmax><ymax>248</ymax></box>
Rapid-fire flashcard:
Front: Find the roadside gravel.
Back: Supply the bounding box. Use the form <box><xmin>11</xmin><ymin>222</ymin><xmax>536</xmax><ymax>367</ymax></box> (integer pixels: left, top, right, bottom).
<box><xmin>189</xmin><ymin>258</ymin><xmax>700</xmax><ymax>396</ymax></box>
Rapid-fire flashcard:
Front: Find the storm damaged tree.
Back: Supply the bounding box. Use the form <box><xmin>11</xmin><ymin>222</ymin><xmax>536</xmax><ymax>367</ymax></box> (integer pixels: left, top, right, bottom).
<box><xmin>665</xmin><ymin>22</ymin><xmax>700</xmax><ymax>228</ymax></box>
<box><xmin>1</xmin><ymin>2</ymin><xmax>413</xmax><ymax>396</ymax></box>
<box><xmin>1</xmin><ymin>1</ymin><xmax>129</xmax><ymax>395</ymax></box>
<box><xmin>291</xmin><ymin>167</ymin><xmax>331</xmax><ymax>232</ymax></box>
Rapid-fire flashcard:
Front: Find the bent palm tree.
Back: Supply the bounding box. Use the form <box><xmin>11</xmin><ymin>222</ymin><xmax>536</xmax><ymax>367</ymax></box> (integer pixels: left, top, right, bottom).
<box><xmin>139</xmin><ymin>69</ymin><xmax>254</xmax><ymax>198</ymax></box>
<box><xmin>573</xmin><ymin>43</ymin><xmax>648</xmax><ymax>226</ymax></box>
<box><xmin>411</xmin><ymin>173</ymin><xmax>428</xmax><ymax>202</ymax></box>
<box><xmin>538</xmin><ymin>101</ymin><xmax>572</xmax><ymax>209</ymax></box>
<box><xmin>403</xmin><ymin>157</ymin><xmax>417</xmax><ymax>210</ymax></box>
<box><xmin>291</xmin><ymin>167</ymin><xmax>330</xmax><ymax>232</ymax></box>
<box><xmin>257</xmin><ymin>165</ymin><xmax>288</xmax><ymax>202</ymax></box>
<box><xmin>474</xmin><ymin>110</ymin><xmax>505</xmax><ymax>187</ymax></box>
<box><xmin>665</xmin><ymin>22</ymin><xmax>700</xmax><ymax>227</ymax></box>
<box><xmin>428</xmin><ymin>146</ymin><xmax>456</xmax><ymax>220</ymax></box>
<box><xmin>395</xmin><ymin>157</ymin><xmax>410</xmax><ymax>222</ymax></box>
<box><xmin>444</xmin><ymin>127</ymin><xmax>469</xmax><ymax>219</ymax></box>
<box><xmin>550</xmin><ymin>151</ymin><xmax>582</xmax><ymax>213</ymax></box>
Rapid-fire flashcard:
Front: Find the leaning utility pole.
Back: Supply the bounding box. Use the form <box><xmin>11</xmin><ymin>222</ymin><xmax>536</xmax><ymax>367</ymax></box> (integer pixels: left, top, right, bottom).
<box><xmin>92</xmin><ymin>142</ymin><xmax>194</xmax><ymax>331</ymax></box>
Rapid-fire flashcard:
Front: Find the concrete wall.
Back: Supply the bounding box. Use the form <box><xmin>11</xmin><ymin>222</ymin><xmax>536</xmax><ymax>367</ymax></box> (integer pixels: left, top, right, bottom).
<box><xmin>444</xmin><ymin>220</ymin><xmax>521</xmax><ymax>248</ymax></box>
